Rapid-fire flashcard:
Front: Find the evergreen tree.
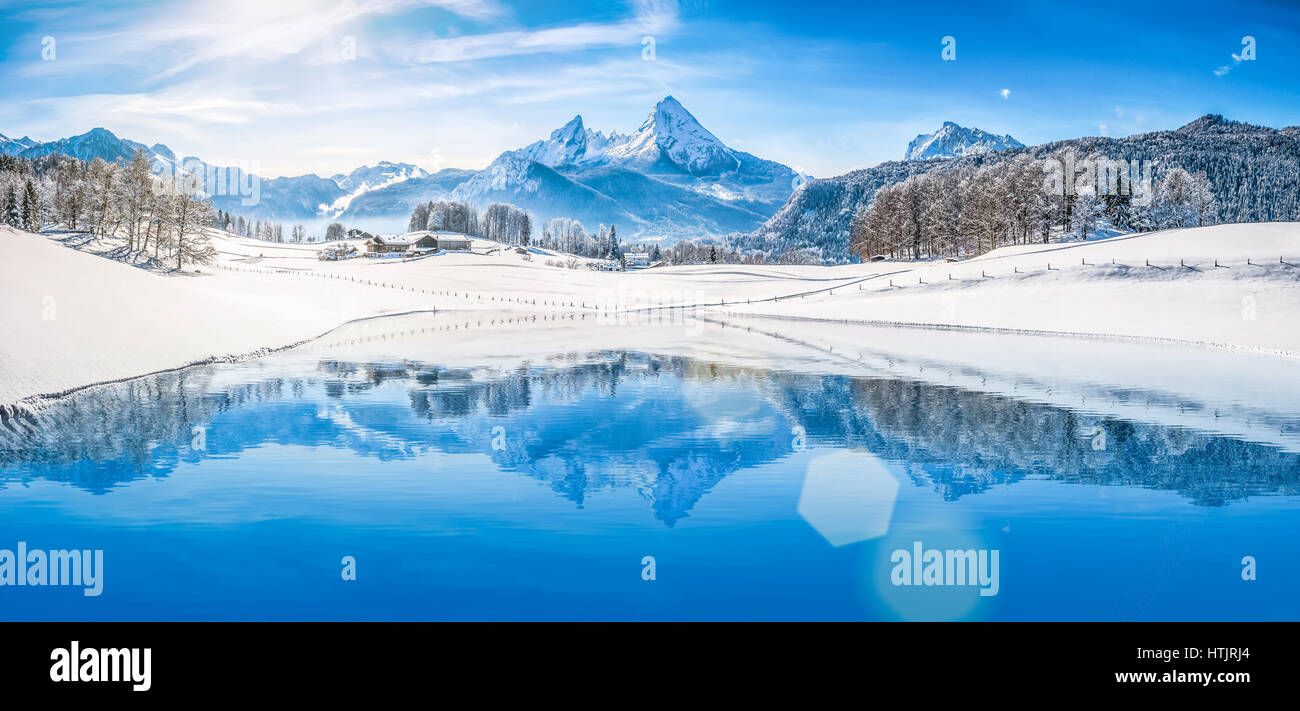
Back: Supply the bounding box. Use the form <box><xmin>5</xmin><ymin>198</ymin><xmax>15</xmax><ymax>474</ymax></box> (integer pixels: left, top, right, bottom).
<box><xmin>605</xmin><ymin>224</ymin><xmax>620</xmax><ymax>260</ymax></box>
<box><xmin>3</xmin><ymin>185</ymin><xmax>18</xmax><ymax>227</ymax></box>
<box><xmin>23</xmin><ymin>178</ymin><xmax>40</xmax><ymax>231</ymax></box>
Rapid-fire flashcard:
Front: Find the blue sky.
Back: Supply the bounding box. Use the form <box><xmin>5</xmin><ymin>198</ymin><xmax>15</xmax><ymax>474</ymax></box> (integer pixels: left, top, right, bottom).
<box><xmin>1</xmin><ymin>0</ymin><xmax>1297</xmax><ymax>178</ymax></box>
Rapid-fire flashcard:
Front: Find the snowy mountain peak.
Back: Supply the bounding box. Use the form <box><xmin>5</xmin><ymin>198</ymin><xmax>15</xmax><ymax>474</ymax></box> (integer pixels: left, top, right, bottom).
<box><xmin>905</xmin><ymin>122</ymin><xmax>1025</xmax><ymax>160</ymax></box>
<box><xmin>330</xmin><ymin>162</ymin><xmax>428</xmax><ymax>197</ymax></box>
<box><xmin>465</xmin><ymin>95</ymin><xmax>797</xmax><ymax>235</ymax></box>
<box><xmin>0</xmin><ymin>133</ymin><xmax>39</xmax><ymax>152</ymax></box>
<box><xmin>510</xmin><ymin>114</ymin><xmax>605</xmax><ymax>167</ymax></box>
<box><xmin>1176</xmin><ymin>114</ymin><xmax>1244</xmax><ymax>135</ymax></box>
<box><xmin>555</xmin><ymin>115</ymin><xmax>585</xmax><ymax>141</ymax></box>
<box><xmin>608</xmin><ymin>95</ymin><xmax>741</xmax><ymax>175</ymax></box>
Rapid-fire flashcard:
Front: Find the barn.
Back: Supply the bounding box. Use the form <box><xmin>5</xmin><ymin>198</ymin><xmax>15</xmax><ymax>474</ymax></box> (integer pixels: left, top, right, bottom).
<box><xmin>431</xmin><ymin>233</ymin><xmax>472</xmax><ymax>251</ymax></box>
<box><xmin>363</xmin><ymin>235</ymin><xmax>412</xmax><ymax>256</ymax></box>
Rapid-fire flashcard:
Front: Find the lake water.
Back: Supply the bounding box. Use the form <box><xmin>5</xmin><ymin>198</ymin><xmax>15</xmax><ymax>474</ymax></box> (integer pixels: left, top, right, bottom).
<box><xmin>2</xmin><ymin>312</ymin><xmax>1297</xmax><ymax>620</ymax></box>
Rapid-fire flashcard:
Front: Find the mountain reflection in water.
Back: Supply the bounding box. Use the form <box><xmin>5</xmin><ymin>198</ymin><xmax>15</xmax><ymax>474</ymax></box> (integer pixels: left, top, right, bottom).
<box><xmin>4</xmin><ymin>350</ymin><xmax>1297</xmax><ymax>518</ymax></box>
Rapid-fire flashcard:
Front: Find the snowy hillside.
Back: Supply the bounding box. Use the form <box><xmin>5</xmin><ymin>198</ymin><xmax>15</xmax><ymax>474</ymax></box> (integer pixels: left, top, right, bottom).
<box><xmin>905</xmin><ymin>122</ymin><xmax>1024</xmax><ymax>160</ymax></box>
<box><xmin>334</xmin><ymin>169</ymin><xmax>477</xmax><ymax>231</ymax></box>
<box><xmin>3</xmin><ymin>222</ymin><xmax>1297</xmax><ymax>407</ymax></box>
<box><xmin>321</xmin><ymin>162</ymin><xmax>429</xmax><ymax>218</ymax></box>
<box><xmin>743</xmin><ymin>115</ymin><xmax>1300</xmax><ymax>263</ymax></box>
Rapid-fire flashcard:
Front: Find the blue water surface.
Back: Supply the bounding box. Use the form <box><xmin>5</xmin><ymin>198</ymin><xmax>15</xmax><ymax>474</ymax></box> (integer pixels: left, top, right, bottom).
<box><xmin>2</xmin><ymin>317</ymin><xmax>1297</xmax><ymax>621</ymax></box>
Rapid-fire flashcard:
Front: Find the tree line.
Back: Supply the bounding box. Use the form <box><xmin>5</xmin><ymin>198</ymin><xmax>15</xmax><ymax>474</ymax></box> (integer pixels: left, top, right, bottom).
<box><xmin>850</xmin><ymin>150</ymin><xmax>1216</xmax><ymax>261</ymax></box>
<box><xmin>407</xmin><ymin>199</ymin><xmax>793</xmax><ymax>266</ymax></box>
<box><xmin>1</xmin><ymin>151</ymin><xmax>218</xmax><ymax>269</ymax></box>
<box><xmin>212</xmin><ymin>210</ymin><xmax>311</xmax><ymax>243</ymax></box>
<box><xmin>408</xmin><ymin>200</ymin><xmax>626</xmax><ymax>261</ymax></box>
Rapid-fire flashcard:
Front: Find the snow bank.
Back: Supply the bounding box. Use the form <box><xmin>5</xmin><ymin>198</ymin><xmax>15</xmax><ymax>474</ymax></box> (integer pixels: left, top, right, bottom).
<box><xmin>717</xmin><ymin>223</ymin><xmax>1300</xmax><ymax>355</ymax></box>
<box><xmin>0</xmin><ymin>227</ymin><xmax>439</xmax><ymax>403</ymax></box>
<box><xmin>2</xmin><ymin>222</ymin><xmax>1297</xmax><ymax>407</ymax></box>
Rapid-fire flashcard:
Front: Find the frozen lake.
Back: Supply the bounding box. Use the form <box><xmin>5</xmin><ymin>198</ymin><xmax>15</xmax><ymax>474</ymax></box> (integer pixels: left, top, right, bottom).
<box><xmin>2</xmin><ymin>312</ymin><xmax>1297</xmax><ymax>620</ymax></box>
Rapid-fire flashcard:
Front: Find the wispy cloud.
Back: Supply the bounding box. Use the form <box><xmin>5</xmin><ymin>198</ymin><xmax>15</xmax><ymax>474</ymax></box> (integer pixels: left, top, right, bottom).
<box><xmin>1214</xmin><ymin>54</ymin><xmax>1244</xmax><ymax>76</ymax></box>
<box><xmin>1214</xmin><ymin>36</ymin><xmax>1256</xmax><ymax>76</ymax></box>
<box><xmin>4</xmin><ymin>0</ymin><xmax>1297</xmax><ymax>180</ymax></box>
<box><xmin>29</xmin><ymin>88</ymin><xmax>303</xmax><ymax>126</ymax></box>
<box><xmin>42</xmin><ymin>0</ymin><xmax>510</xmax><ymax>80</ymax></box>
<box><xmin>412</xmin><ymin>0</ymin><xmax>678</xmax><ymax>63</ymax></box>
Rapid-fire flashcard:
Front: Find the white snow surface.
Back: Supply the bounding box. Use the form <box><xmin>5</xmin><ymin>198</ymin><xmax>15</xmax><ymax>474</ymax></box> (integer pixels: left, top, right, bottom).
<box><xmin>1</xmin><ymin>222</ymin><xmax>1298</xmax><ymax>406</ymax></box>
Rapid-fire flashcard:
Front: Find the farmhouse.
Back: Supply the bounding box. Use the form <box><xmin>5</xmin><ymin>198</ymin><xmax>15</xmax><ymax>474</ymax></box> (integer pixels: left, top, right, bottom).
<box><xmin>363</xmin><ymin>235</ymin><xmax>413</xmax><ymax>256</ymax></box>
<box><xmin>625</xmin><ymin>252</ymin><xmax>651</xmax><ymax>268</ymax></box>
<box><xmin>429</xmin><ymin>232</ymin><xmax>472</xmax><ymax>250</ymax></box>
<box><xmin>364</xmin><ymin>231</ymin><xmax>474</xmax><ymax>256</ymax></box>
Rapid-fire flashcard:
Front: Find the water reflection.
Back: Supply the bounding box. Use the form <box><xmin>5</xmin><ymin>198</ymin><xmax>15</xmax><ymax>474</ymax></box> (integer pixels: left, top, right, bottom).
<box><xmin>3</xmin><ymin>349</ymin><xmax>1298</xmax><ymax>516</ymax></box>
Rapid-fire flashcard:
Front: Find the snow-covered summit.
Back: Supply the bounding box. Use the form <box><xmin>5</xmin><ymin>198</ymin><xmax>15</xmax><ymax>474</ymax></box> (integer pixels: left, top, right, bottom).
<box><xmin>0</xmin><ymin>133</ymin><xmax>39</xmax><ymax>154</ymax></box>
<box><xmin>323</xmin><ymin>162</ymin><xmax>430</xmax><ymax>217</ymax></box>
<box><xmin>2</xmin><ymin>96</ymin><xmax>799</xmax><ymax>240</ymax></box>
<box><xmin>507</xmin><ymin>97</ymin><xmax>744</xmax><ymax>176</ymax></box>
<box><xmin>606</xmin><ymin>95</ymin><xmax>741</xmax><ymax>175</ymax></box>
<box><xmin>3</xmin><ymin>127</ymin><xmax>141</xmax><ymax>163</ymax></box>
<box><xmin>905</xmin><ymin>122</ymin><xmax>1024</xmax><ymax>160</ymax></box>
<box><xmin>332</xmin><ymin>161</ymin><xmax>428</xmax><ymax>192</ymax></box>
<box><xmin>511</xmin><ymin>115</ymin><xmax>607</xmax><ymax>167</ymax></box>
<box><xmin>454</xmin><ymin>95</ymin><xmax>798</xmax><ymax>238</ymax></box>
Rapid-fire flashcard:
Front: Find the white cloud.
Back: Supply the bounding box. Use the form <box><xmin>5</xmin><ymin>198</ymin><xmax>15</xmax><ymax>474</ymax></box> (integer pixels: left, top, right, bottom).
<box><xmin>412</xmin><ymin>0</ymin><xmax>679</xmax><ymax>63</ymax></box>
<box><xmin>44</xmin><ymin>0</ymin><xmax>510</xmax><ymax>79</ymax></box>
<box><xmin>1214</xmin><ymin>53</ymin><xmax>1244</xmax><ymax>76</ymax></box>
<box><xmin>1000</xmin><ymin>88</ymin><xmax>1010</xmax><ymax>99</ymax></box>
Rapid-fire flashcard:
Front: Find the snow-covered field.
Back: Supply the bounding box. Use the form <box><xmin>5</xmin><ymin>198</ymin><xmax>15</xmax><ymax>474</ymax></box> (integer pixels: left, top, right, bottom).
<box><xmin>719</xmin><ymin>222</ymin><xmax>1300</xmax><ymax>355</ymax></box>
<box><xmin>1</xmin><ymin>222</ymin><xmax>1297</xmax><ymax>406</ymax></box>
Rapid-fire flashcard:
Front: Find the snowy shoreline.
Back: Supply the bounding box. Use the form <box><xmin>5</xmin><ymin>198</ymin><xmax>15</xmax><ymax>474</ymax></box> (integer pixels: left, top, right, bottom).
<box><xmin>0</xmin><ymin>308</ymin><xmax>443</xmax><ymax>419</ymax></box>
<box><xmin>701</xmin><ymin>311</ymin><xmax>1300</xmax><ymax>361</ymax></box>
<box><xmin>2</xmin><ymin>222</ymin><xmax>1298</xmax><ymax>410</ymax></box>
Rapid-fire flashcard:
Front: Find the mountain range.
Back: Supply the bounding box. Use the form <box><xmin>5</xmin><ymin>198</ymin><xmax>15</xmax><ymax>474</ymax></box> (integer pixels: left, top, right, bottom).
<box><xmin>735</xmin><ymin>114</ymin><xmax>1300</xmax><ymax>262</ymax></box>
<box><xmin>14</xmin><ymin>110</ymin><xmax>1287</xmax><ymax>265</ymax></box>
<box><xmin>905</xmin><ymin>122</ymin><xmax>1024</xmax><ymax>160</ymax></box>
<box><xmin>2</xmin><ymin>96</ymin><xmax>800</xmax><ymax>240</ymax></box>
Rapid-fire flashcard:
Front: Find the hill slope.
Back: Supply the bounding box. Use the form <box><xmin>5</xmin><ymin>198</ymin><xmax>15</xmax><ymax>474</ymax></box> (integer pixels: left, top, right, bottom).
<box><xmin>740</xmin><ymin>115</ymin><xmax>1300</xmax><ymax>263</ymax></box>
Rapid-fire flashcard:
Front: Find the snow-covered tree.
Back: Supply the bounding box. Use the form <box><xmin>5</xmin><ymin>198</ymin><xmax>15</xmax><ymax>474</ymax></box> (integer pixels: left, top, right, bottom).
<box><xmin>172</xmin><ymin>196</ymin><xmax>216</xmax><ymax>270</ymax></box>
<box><xmin>1073</xmin><ymin>184</ymin><xmax>1105</xmax><ymax>240</ymax></box>
<box><xmin>1146</xmin><ymin>168</ymin><xmax>1203</xmax><ymax>230</ymax></box>
<box><xmin>3</xmin><ymin>184</ymin><xmax>19</xmax><ymax>227</ymax></box>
